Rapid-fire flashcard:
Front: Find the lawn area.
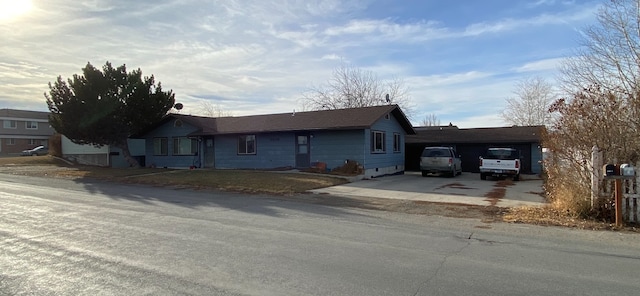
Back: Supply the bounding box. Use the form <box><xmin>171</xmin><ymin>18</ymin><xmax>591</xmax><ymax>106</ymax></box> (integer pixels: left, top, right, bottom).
<box><xmin>0</xmin><ymin>155</ymin><xmax>349</xmax><ymax>195</ymax></box>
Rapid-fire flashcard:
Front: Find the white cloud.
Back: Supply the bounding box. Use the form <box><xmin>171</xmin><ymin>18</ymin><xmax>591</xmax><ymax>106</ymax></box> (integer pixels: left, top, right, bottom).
<box><xmin>321</xmin><ymin>54</ymin><xmax>342</xmax><ymax>60</ymax></box>
<box><xmin>80</xmin><ymin>1</ymin><xmax>115</xmax><ymax>12</ymax></box>
<box><xmin>514</xmin><ymin>57</ymin><xmax>565</xmax><ymax>73</ymax></box>
<box><xmin>408</xmin><ymin>71</ymin><xmax>493</xmax><ymax>87</ymax></box>
<box><xmin>453</xmin><ymin>114</ymin><xmax>508</xmax><ymax>128</ymax></box>
<box><xmin>0</xmin><ymin>0</ymin><xmax>599</xmax><ymax>128</ymax></box>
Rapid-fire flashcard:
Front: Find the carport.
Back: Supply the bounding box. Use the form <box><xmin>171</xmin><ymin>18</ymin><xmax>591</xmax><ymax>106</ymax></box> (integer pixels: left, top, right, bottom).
<box><xmin>405</xmin><ymin>125</ymin><xmax>544</xmax><ymax>174</ymax></box>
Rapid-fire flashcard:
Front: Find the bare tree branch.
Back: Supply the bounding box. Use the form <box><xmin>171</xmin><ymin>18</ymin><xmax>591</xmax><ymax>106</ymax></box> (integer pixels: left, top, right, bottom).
<box><xmin>500</xmin><ymin>76</ymin><xmax>556</xmax><ymax>126</ymax></box>
<box><xmin>420</xmin><ymin>114</ymin><xmax>441</xmax><ymax>126</ymax></box>
<box><xmin>560</xmin><ymin>0</ymin><xmax>640</xmax><ymax>96</ymax></box>
<box><xmin>301</xmin><ymin>64</ymin><xmax>415</xmax><ymax>118</ymax></box>
<box><xmin>194</xmin><ymin>101</ymin><xmax>233</xmax><ymax>117</ymax></box>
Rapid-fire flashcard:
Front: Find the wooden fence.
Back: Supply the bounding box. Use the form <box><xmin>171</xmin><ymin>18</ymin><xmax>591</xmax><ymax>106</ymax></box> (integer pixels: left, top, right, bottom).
<box><xmin>591</xmin><ymin>146</ymin><xmax>640</xmax><ymax>223</ymax></box>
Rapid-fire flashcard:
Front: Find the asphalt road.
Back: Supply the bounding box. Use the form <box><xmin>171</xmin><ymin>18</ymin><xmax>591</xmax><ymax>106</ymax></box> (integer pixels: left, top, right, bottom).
<box><xmin>1</xmin><ymin>174</ymin><xmax>640</xmax><ymax>296</ymax></box>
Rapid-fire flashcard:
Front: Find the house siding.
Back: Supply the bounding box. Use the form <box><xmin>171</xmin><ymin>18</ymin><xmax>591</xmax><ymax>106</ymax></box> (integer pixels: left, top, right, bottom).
<box><xmin>215</xmin><ymin>132</ymin><xmax>295</xmax><ymax>169</ymax></box>
<box><xmin>61</xmin><ymin>135</ymin><xmax>109</xmax><ymax>166</ymax></box>
<box><xmin>143</xmin><ymin>119</ymin><xmax>200</xmax><ymax>168</ymax></box>
<box><xmin>109</xmin><ymin>139</ymin><xmax>146</xmax><ymax>168</ymax></box>
<box><xmin>309</xmin><ymin>130</ymin><xmax>365</xmax><ymax>171</ymax></box>
<box><xmin>364</xmin><ymin>115</ymin><xmax>406</xmax><ymax>177</ymax></box>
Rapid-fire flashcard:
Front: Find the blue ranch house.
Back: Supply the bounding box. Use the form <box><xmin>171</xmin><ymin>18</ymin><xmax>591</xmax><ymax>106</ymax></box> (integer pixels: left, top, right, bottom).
<box><xmin>133</xmin><ymin>105</ymin><xmax>415</xmax><ymax>178</ymax></box>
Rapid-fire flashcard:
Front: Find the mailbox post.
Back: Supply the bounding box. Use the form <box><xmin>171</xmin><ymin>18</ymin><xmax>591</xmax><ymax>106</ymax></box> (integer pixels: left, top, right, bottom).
<box><xmin>603</xmin><ymin>164</ymin><xmax>635</xmax><ymax>226</ymax></box>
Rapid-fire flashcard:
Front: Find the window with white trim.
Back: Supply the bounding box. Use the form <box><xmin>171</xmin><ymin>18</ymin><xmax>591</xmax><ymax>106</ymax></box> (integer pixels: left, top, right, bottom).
<box><xmin>371</xmin><ymin>131</ymin><xmax>386</xmax><ymax>153</ymax></box>
<box><xmin>153</xmin><ymin>137</ymin><xmax>168</xmax><ymax>156</ymax></box>
<box><xmin>173</xmin><ymin>137</ymin><xmax>198</xmax><ymax>155</ymax></box>
<box><xmin>7</xmin><ymin>138</ymin><xmax>15</xmax><ymax>145</ymax></box>
<box><xmin>393</xmin><ymin>133</ymin><xmax>401</xmax><ymax>152</ymax></box>
<box><xmin>26</xmin><ymin>121</ymin><xmax>38</xmax><ymax>129</ymax></box>
<box><xmin>28</xmin><ymin>139</ymin><xmax>39</xmax><ymax>145</ymax></box>
<box><xmin>238</xmin><ymin>135</ymin><xmax>256</xmax><ymax>155</ymax></box>
<box><xmin>3</xmin><ymin>120</ymin><xmax>16</xmax><ymax>129</ymax></box>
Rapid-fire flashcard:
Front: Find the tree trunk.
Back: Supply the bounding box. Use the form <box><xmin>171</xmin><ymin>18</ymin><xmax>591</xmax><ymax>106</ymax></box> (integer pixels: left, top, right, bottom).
<box><xmin>115</xmin><ymin>140</ymin><xmax>140</xmax><ymax>168</ymax></box>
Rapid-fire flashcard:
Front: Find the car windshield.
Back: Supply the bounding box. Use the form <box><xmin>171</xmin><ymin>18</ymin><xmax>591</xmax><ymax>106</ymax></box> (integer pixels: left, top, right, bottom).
<box><xmin>422</xmin><ymin>148</ymin><xmax>450</xmax><ymax>157</ymax></box>
<box><xmin>486</xmin><ymin>149</ymin><xmax>518</xmax><ymax>159</ymax></box>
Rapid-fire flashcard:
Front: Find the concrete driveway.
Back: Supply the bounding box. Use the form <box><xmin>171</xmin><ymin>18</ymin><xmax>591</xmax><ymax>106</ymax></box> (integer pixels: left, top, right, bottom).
<box><xmin>311</xmin><ymin>171</ymin><xmax>547</xmax><ymax>207</ymax></box>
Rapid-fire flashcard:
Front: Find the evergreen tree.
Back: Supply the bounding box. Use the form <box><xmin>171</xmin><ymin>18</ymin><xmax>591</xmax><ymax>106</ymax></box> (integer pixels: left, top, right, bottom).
<box><xmin>46</xmin><ymin>61</ymin><xmax>175</xmax><ymax>167</ymax></box>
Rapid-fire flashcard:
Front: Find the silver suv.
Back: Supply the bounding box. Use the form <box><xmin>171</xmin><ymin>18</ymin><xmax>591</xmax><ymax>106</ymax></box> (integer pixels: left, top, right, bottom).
<box><xmin>420</xmin><ymin>147</ymin><xmax>462</xmax><ymax>177</ymax></box>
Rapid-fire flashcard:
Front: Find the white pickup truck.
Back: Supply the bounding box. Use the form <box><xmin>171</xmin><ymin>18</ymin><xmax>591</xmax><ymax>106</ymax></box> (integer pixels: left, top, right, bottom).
<box><xmin>479</xmin><ymin>148</ymin><xmax>521</xmax><ymax>181</ymax></box>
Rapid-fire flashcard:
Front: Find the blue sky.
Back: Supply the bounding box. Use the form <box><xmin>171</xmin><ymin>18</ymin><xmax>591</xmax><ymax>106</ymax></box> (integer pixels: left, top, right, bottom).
<box><xmin>0</xmin><ymin>0</ymin><xmax>600</xmax><ymax>127</ymax></box>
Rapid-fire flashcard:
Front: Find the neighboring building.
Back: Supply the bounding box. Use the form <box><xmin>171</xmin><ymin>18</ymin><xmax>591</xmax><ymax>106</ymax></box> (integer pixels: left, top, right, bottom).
<box><xmin>406</xmin><ymin>125</ymin><xmax>545</xmax><ymax>174</ymax></box>
<box><xmin>61</xmin><ymin>136</ymin><xmax>145</xmax><ymax>167</ymax></box>
<box><xmin>0</xmin><ymin>109</ymin><xmax>55</xmax><ymax>156</ymax></box>
<box><xmin>134</xmin><ymin>105</ymin><xmax>415</xmax><ymax>178</ymax></box>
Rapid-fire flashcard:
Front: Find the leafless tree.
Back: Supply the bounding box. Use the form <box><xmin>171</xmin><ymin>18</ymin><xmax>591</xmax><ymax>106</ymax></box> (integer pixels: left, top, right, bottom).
<box><xmin>500</xmin><ymin>76</ymin><xmax>556</xmax><ymax>126</ymax></box>
<box><xmin>541</xmin><ymin>0</ymin><xmax>640</xmax><ymax>218</ymax></box>
<box><xmin>420</xmin><ymin>114</ymin><xmax>441</xmax><ymax>126</ymax></box>
<box><xmin>196</xmin><ymin>101</ymin><xmax>233</xmax><ymax>117</ymax></box>
<box><xmin>560</xmin><ymin>0</ymin><xmax>640</xmax><ymax>96</ymax></box>
<box><xmin>301</xmin><ymin>64</ymin><xmax>415</xmax><ymax>118</ymax></box>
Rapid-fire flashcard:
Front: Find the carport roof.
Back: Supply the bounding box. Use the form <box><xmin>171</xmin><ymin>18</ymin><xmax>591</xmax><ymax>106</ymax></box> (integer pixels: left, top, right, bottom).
<box><xmin>406</xmin><ymin>125</ymin><xmax>544</xmax><ymax>144</ymax></box>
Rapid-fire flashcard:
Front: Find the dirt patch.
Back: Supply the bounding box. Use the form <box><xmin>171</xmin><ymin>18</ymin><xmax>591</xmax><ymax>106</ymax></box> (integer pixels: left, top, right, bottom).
<box><xmin>296</xmin><ymin>194</ymin><xmax>506</xmax><ymax>221</ymax></box>
<box><xmin>483</xmin><ymin>179</ymin><xmax>513</xmax><ymax>206</ymax></box>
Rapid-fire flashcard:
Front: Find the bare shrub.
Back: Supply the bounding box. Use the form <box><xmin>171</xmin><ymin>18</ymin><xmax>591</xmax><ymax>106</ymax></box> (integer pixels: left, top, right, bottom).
<box><xmin>545</xmin><ymin>86</ymin><xmax>640</xmax><ymax>218</ymax></box>
<box><xmin>48</xmin><ymin>133</ymin><xmax>62</xmax><ymax>157</ymax></box>
<box><xmin>331</xmin><ymin>160</ymin><xmax>363</xmax><ymax>176</ymax></box>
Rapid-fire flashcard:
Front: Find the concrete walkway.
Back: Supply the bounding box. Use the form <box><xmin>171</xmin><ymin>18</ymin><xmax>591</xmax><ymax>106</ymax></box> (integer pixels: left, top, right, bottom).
<box><xmin>310</xmin><ymin>171</ymin><xmax>547</xmax><ymax>208</ymax></box>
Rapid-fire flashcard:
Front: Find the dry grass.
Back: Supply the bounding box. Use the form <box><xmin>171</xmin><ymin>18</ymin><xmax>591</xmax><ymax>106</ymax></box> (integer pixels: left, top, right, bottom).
<box><xmin>502</xmin><ymin>206</ymin><xmax>639</xmax><ymax>232</ymax></box>
<box><xmin>0</xmin><ymin>155</ymin><xmax>63</xmax><ymax>166</ymax></box>
<box><xmin>121</xmin><ymin>170</ymin><xmax>348</xmax><ymax>195</ymax></box>
<box><xmin>0</xmin><ymin>156</ymin><xmax>347</xmax><ymax>195</ymax></box>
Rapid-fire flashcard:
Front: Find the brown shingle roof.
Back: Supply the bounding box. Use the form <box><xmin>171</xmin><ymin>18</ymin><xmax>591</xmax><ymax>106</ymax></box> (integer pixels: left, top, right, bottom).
<box><xmin>406</xmin><ymin>125</ymin><xmax>544</xmax><ymax>144</ymax></box>
<box><xmin>137</xmin><ymin>105</ymin><xmax>415</xmax><ymax>137</ymax></box>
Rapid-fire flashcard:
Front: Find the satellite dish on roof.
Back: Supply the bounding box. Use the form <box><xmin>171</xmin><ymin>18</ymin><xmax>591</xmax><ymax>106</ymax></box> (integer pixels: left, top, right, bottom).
<box><xmin>174</xmin><ymin>103</ymin><xmax>183</xmax><ymax>110</ymax></box>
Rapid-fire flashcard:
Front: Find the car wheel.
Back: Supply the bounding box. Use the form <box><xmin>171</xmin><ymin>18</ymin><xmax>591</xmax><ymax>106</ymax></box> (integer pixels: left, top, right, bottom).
<box><xmin>480</xmin><ymin>173</ymin><xmax>487</xmax><ymax>180</ymax></box>
<box><xmin>421</xmin><ymin>170</ymin><xmax>428</xmax><ymax>177</ymax></box>
<box><xmin>513</xmin><ymin>174</ymin><xmax>520</xmax><ymax>181</ymax></box>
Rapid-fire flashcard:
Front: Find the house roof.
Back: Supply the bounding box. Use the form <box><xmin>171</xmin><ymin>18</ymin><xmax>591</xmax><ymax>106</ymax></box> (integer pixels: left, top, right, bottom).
<box><xmin>135</xmin><ymin>105</ymin><xmax>415</xmax><ymax>137</ymax></box>
<box><xmin>406</xmin><ymin>125</ymin><xmax>544</xmax><ymax>144</ymax></box>
<box><xmin>0</xmin><ymin>108</ymin><xmax>50</xmax><ymax>120</ymax></box>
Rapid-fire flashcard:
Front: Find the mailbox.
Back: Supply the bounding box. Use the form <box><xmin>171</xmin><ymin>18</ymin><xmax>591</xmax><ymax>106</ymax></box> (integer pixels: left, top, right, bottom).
<box><xmin>603</xmin><ymin>164</ymin><xmax>616</xmax><ymax>176</ymax></box>
<box><xmin>621</xmin><ymin>163</ymin><xmax>635</xmax><ymax>176</ymax></box>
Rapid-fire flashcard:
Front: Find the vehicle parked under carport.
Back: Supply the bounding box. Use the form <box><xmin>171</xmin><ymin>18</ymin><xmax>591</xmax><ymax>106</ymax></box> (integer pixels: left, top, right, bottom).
<box><xmin>419</xmin><ymin>146</ymin><xmax>462</xmax><ymax>177</ymax></box>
